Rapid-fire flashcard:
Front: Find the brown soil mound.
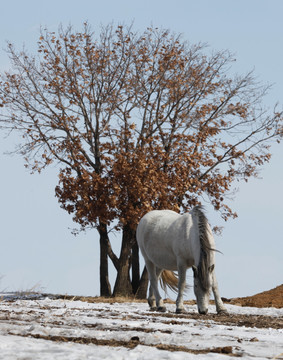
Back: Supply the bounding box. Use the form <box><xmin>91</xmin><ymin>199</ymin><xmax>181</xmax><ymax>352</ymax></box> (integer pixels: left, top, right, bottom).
<box><xmin>229</xmin><ymin>284</ymin><xmax>283</xmax><ymax>308</ymax></box>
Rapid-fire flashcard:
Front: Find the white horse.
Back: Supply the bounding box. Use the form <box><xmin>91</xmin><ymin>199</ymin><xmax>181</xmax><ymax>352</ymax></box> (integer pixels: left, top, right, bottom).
<box><xmin>137</xmin><ymin>206</ymin><xmax>227</xmax><ymax>315</ymax></box>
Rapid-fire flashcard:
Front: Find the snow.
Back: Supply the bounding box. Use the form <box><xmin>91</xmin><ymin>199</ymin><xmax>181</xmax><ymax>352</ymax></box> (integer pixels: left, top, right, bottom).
<box><xmin>0</xmin><ymin>295</ymin><xmax>283</xmax><ymax>359</ymax></box>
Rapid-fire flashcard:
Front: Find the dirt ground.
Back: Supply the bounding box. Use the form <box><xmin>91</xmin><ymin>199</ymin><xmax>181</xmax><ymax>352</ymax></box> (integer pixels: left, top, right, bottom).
<box><xmin>57</xmin><ymin>283</ymin><xmax>283</xmax><ymax>309</ymax></box>
<box><xmin>66</xmin><ymin>283</ymin><xmax>283</xmax><ymax>309</ymax></box>
<box><xmin>228</xmin><ymin>284</ymin><xmax>283</xmax><ymax>309</ymax></box>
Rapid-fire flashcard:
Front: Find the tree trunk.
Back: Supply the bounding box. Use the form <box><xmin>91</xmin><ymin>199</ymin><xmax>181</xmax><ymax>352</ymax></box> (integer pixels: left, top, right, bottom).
<box><xmin>112</xmin><ymin>225</ymin><xmax>134</xmax><ymax>297</ymax></box>
<box><xmin>98</xmin><ymin>223</ymin><xmax>112</xmax><ymax>297</ymax></box>
<box><xmin>135</xmin><ymin>266</ymin><xmax>148</xmax><ymax>299</ymax></box>
<box><xmin>131</xmin><ymin>239</ymin><xmax>140</xmax><ymax>294</ymax></box>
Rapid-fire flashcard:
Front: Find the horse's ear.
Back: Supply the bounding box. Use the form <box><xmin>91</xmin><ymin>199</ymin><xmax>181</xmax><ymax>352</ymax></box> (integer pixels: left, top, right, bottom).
<box><xmin>209</xmin><ymin>264</ymin><xmax>215</xmax><ymax>273</ymax></box>
<box><xmin>192</xmin><ymin>265</ymin><xmax>198</xmax><ymax>277</ymax></box>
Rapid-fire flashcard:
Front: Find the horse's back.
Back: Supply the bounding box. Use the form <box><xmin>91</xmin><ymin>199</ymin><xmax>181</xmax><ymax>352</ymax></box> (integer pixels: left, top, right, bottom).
<box><xmin>137</xmin><ymin>210</ymin><xmax>193</xmax><ymax>270</ymax></box>
<box><xmin>137</xmin><ymin>210</ymin><xmax>181</xmax><ymax>244</ymax></box>
<box><xmin>138</xmin><ymin>210</ymin><xmax>180</xmax><ymax>226</ymax></box>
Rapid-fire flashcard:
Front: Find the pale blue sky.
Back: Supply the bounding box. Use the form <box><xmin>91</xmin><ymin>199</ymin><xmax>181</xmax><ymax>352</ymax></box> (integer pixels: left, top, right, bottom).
<box><xmin>0</xmin><ymin>0</ymin><xmax>282</xmax><ymax>298</ymax></box>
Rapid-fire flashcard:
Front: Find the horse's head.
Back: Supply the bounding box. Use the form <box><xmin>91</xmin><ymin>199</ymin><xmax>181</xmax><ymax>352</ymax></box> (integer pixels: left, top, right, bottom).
<box><xmin>192</xmin><ymin>264</ymin><xmax>214</xmax><ymax>314</ymax></box>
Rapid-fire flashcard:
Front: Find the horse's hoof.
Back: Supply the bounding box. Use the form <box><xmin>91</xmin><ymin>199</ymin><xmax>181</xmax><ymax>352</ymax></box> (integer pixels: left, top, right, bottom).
<box><xmin>217</xmin><ymin>309</ymin><xmax>228</xmax><ymax>315</ymax></box>
<box><xmin>157</xmin><ymin>306</ymin><xmax>167</xmax><ymax>312</ymax></box>
<box><xmin>150</xmin><ymin>307</ymin><xmax>157</xmax><ymax>312</ymax></box>
<box><xmin>176</xmin><ymin>308</ymin><xmax>186</xmax><ymax>314</ymax></box>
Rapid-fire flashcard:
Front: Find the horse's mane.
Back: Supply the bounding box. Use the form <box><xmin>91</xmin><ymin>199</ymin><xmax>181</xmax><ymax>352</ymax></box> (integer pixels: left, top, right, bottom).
<box><xmin>192</xmin><ymin>206</ymin><xmax>213</xmax><ymax>291</ymax></box>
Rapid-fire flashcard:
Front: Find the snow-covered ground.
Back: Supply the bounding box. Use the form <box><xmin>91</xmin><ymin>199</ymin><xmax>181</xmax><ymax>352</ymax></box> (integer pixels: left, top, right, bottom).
<box><xmin>0</xmin><ymin>294</ymin><xmax>283</xmax><ymax>359</ymax></box>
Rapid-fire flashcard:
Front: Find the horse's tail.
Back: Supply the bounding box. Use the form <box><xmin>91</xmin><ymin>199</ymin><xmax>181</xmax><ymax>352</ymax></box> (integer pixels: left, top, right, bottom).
<box><xmin>160</xmin><ymin>270</ymin><xmax>179</xmax><ymax>293</ymax></box>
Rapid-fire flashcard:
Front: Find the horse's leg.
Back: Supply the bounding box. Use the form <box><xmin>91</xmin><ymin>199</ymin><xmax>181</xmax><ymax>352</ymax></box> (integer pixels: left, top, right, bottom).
<box><xmin>176</xmin><ymin>263</ymin><xmax>187</xmax><ymax>314</ymax></box>
<box><xmin>156</xmin><ymin>267</ymin><xmax>166</xmax><ymax>312</ymax></box>
<box><xmin>212</xmin><ymin>271</ymin><xmax>228</xmax><ymax>314</ymax></box>
<box><xmin>145</xmin><ymin>260</ymin><xmax>166</xmax><ymax>312</ymax></box>
<box><xmin>148</xmin><ymin>285</ymin><xmax>156</xmax><ymax>310</ymax></box>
